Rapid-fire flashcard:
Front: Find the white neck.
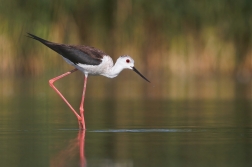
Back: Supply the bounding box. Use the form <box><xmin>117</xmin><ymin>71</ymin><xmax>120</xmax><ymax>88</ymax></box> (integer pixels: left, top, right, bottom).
<box><xmin>102</xmin><ymin>60</ymin><xmax>124</xmax><ymax>78</ymax></box>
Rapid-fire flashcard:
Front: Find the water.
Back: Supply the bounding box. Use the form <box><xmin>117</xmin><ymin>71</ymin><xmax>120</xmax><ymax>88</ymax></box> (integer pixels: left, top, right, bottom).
<box><xmin>0</xmin><ymin>127</ymin><xmax>251</xmax><ymax>167</ymax></box>
<box><xmin>0</xmin><ymin>77</ymin><xmax>251</xmax><ymax>166</ymax></box>
<box><xmin>0</xmin><ymin>99</ymin><xmax>251</xmax><ymax>167</ymax></box>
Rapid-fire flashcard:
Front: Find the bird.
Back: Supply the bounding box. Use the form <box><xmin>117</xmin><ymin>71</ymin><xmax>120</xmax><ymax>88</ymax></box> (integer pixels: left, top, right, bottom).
<box><xmin>27</xmin><ymin>33</ymin><xmax>150</xmax><ymax>130</ymax></box>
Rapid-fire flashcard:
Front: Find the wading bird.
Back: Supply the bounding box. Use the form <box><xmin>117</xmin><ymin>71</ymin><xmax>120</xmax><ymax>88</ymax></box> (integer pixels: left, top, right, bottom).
<box><xmin>27</xmin><ymin>33</ymin><xmax>150</xmax><ymax>129</ymax></box>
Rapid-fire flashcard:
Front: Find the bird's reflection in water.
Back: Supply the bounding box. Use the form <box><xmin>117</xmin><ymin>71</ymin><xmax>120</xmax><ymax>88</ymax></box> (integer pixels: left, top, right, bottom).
<box><xmin>79</xmin><ymin>130</ymin><xmax>86</xmax><ymax>167</ymax></box>
<box><xmin>50</xmin><ymin>130</ymin><xmax>86</xmax><ymax>167</ymax></box>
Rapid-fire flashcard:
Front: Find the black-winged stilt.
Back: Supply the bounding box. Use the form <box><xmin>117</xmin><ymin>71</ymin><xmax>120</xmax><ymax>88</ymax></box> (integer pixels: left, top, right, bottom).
<box><xmin>27</xmin><ymin>33</ymin><xmax>150</xmax><ymax>130</ymax></box>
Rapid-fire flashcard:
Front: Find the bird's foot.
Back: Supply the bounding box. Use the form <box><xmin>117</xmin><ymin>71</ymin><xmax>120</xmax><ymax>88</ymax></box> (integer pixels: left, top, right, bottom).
<box><xmin>78</xmin><ymin>120</ymin><xmax>86</xmax><ymax>130</ymax></box>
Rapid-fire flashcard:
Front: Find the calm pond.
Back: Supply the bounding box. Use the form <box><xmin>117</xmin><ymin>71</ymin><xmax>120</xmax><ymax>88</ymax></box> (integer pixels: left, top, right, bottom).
<box><xmin>0</xmin><ymin>77</ymin><xmax>251</xmax><ymax>167</ymax></box>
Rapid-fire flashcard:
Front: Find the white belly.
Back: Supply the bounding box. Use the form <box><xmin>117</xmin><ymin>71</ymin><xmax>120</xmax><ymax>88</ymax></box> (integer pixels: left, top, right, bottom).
<box><xmin>63</xmin><ymin>55</ymin><xmax>114</xmax><ymax>76</ymax></box>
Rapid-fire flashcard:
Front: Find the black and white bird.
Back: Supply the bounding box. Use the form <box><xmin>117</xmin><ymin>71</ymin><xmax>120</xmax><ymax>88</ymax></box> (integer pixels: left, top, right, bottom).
<box><xmin>27</xmin><ymin>33</ymin><xmax>150</xmax><ymax>130</ymax></box>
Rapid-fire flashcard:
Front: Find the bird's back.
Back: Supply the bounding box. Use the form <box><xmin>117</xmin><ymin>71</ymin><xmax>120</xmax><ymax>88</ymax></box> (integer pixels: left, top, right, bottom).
<box><xmin>27</xmin><ymin>33</ymin><xmax>105</xmax><ymax>66</ymax></box>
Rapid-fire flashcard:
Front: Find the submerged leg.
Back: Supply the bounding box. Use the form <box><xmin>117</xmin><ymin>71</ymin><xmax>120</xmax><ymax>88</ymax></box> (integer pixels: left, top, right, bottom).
<box><xmin>49</xmin><ymin>68</ymin><xmax>83</xmax><ymax>126</ymax></box>
<box><xmin>79</xmin><ymin>74</ymin><xmax>88</xmax><ymax>130</ymax></box>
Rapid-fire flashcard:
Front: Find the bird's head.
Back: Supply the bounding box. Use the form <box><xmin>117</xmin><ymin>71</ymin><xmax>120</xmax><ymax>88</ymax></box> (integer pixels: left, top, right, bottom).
<box><xmin>117</xmin><ymin>55</ymin><xmax>150</xmax><ymax>83</ymax></box>
<box><xmin>117</xmin><ymin>55</ymin><xmax>135</xmax><ymax>70</ymax></box>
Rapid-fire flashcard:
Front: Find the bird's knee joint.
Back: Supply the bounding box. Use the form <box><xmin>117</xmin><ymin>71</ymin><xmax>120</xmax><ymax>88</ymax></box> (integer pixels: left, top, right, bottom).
<box><xmin>79</xmin><ymin>108</ymin><xmax>84</xmax><ymax>113</ymax></box>
<box><xmin>49</xmin><ymin>80</ymin><xmax>54</xmax><ymax>86</ymax></box>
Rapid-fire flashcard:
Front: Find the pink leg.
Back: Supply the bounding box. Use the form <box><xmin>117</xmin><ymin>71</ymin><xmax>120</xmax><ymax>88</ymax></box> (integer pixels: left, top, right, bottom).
<box><xmin>49</xmin><ymin>68</ymin><xmax>84</xmax><ymax>128</ymax></box>
<box><xmin>79</xmin><ymin>74</ymin><xmax>88</xmax><ymax>130</ymax></box>
<box><xmin>78</xmin><ymin>130</ymin><xmax>86</xmax><ymax>167</ymax></box>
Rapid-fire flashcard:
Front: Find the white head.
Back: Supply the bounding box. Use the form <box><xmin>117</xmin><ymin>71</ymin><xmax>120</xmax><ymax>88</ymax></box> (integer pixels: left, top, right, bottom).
<box><xmin>116</xmin><ymin>55</ymin><xmax>135</xmax><ymax>70</ymax></box>
<box><xmin>115</xmin><ymin>55</ymin><xmax>150</xmax><ymax>82</ymax></box>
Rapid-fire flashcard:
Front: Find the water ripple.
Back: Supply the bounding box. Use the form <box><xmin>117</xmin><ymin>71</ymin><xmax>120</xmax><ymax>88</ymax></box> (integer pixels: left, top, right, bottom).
<box><xmin>89</xmin><ymin>128</ymin><xmax>192</xmax><ymax>133</ymax></box>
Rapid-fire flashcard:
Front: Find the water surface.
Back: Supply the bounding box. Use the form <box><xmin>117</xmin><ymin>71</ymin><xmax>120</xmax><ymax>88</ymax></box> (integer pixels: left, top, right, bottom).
<box><xmin>0</xmin><ymin>98</ymin><xmax>251</xmax><ymax>167</ymax></box>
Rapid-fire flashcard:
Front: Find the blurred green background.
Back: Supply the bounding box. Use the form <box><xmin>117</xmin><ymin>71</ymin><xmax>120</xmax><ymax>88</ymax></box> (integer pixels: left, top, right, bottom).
<box><xmin>0</xmin><ymin>0</ymin><xmax>251</xmax><ymax>100</ymax></box>
<box><xmin>0</xmin><ymin>1</ymin><xmax>251</xmax><ymax>166</ymax></box>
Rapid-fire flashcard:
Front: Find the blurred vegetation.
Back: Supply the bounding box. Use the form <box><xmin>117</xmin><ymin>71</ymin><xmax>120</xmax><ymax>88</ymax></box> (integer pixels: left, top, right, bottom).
<box><xmin>0</xmin><ymin>3</ymin><xmax>251</xmax><ymax>164</ymax></box>
<box><xmin>0</xmin><ymin>0</ymin><xmax>251</xmax><ymax>99</ymax></box>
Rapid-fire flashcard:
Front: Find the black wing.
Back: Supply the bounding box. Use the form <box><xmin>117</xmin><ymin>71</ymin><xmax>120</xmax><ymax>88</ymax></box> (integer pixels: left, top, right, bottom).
<box><xmin>27</xmin><ymin>33</ymin><xmax>104</xmax><ymax>65</ymax></box>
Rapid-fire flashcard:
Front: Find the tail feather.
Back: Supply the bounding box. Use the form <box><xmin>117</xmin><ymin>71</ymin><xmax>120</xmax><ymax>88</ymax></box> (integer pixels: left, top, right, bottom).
<box><xmin>27</xmin><ymin>33</ymin><xmax>50</xmax><ymax>44</ymax></box>
<box><xmin>26</xmin><ymin>33</ymin><xmax>62</xmax><ymax>54</ymax></box>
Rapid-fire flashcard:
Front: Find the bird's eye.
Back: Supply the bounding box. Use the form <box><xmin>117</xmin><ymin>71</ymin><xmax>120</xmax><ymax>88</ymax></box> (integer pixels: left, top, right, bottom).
<box><xmin>126</xmin><ymin>59</ymin><xmax>130</xmax><ymax>63</ymax></box>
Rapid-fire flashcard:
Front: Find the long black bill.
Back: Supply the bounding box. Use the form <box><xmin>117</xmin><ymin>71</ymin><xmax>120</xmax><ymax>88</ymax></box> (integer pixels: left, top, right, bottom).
<box><xmin>132</xmin><ymin>67</ymin><xmax>150</xmax><ymax>83</ymax></box>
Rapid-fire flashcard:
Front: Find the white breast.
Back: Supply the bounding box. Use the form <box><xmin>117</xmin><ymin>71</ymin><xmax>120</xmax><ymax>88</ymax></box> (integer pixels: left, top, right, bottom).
<box><xmin>74</xmin><ymin>55</ymin><xmax>114</xmax><ymax>76</ymax></box>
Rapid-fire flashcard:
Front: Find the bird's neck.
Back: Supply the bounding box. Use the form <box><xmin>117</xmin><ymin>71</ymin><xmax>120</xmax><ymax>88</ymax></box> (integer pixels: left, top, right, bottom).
<box><xmin>103</xmin><ymin>60</ymin><xmax>124</xmax><ymax>78</ymax></box>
